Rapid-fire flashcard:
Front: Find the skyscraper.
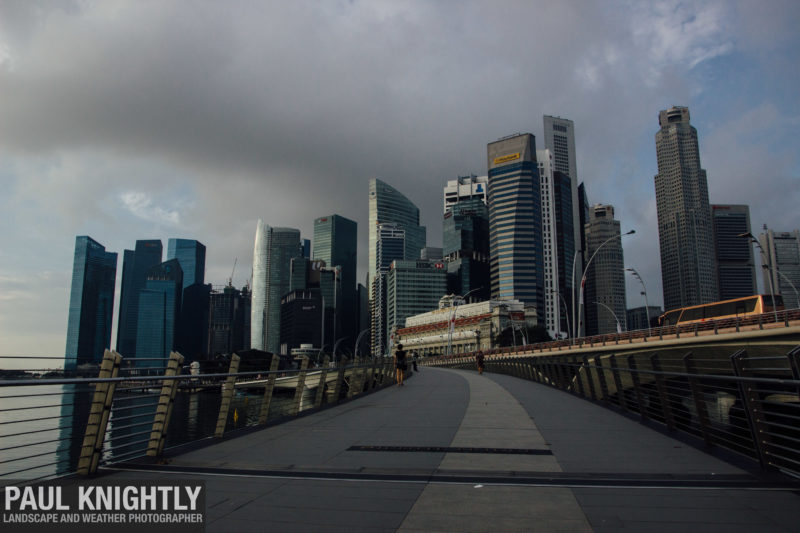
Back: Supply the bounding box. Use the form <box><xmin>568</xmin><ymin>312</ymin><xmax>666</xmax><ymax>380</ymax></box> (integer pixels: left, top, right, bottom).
<box><xmin>65</xmin><ymin>236</ymin><xmax>117</xmax><ymax>369</ymax></box>
<box><xmin>584</xmin><ymin>205</ymin><xmax>627</xmax><ymax>336</ymax></box>
<box><xmin>443</xmin><ymin>175</ymin><xmax>488</xmax><ymax>214</ymax></box>
<box><xmin>136</xmin><ymin>259</ymin><xmax>183</xmax><ymax>363</ymax></box>
<box><xmin>711</xmin><ymin>205</ymin><xmax>757</xmax><ymax>300</ymax></box>
<box><xmin>167</xmin><ymin>239</ymin><xmax>206</xmax><ymax>289</ymax></box>
<box><xmin>654</xmin><ymin>106</ymin><xmax>718</xmax><ymax>311</ymax></box>
<box><xmin>208</xmin><ymin>284</ymin><xmax>250</xmax><ymax>357</ymax></box>
<box><xmin>368</xmin><ymin>179</ymin><xmax>426</xmax><ymax>297</ymax></box>
<box><xmin>537</xmin><ymin>148</ymin><xmax>561</xmax><ymax>338</ymax></box>
<box><xmin>372</xmin><ymin>223</ymin><xmax>405</xmax><ymax>356</ymax></box>
<box><xmin>759</xmin><ymin>229</ymin><xmax>800</xmax><ymax>309</ymax></box>
<box><xmin>553</xmin><ymin>170</ymin><xmax>575</xmax><ymax>337</ymax></box>
<box><xmin>443</xmin><ymin>199</ymin><xmax>490</xmax><ymax>302</ymax></box>
<box><xmin>313</xmin><ymin>214</ymin><xmax>357</xmax><ymax>347</ymax></box>
<box><xmin>251</xmin><ymin>221</ymin><xmax>303</xmax><ymax>353</ymax></box>
<box><xmin>544</xmin><ymin>116</ymin><xmax>581</xmax><ymax>269</ymax></box>
<box><xmin>387</xmin><ymin>260</ymin><xmax>447</xmax><ymax>340</ymax></box>
<box><xmin>487</xmin><ymin>133</ymin><xmax>544</xmax><ymax>322</ymax></box>
<box><xmin>116</xmin><ymin>240</ymin><xmax>162</xmax><ymax>357</ymax></box>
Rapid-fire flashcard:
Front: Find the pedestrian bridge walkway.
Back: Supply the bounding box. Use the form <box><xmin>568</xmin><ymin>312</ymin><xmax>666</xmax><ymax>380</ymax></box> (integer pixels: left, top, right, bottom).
<box><xmin>107</xmin><ymin>366</ymin><xmax>799</xmax><ymax>532</ymax></box>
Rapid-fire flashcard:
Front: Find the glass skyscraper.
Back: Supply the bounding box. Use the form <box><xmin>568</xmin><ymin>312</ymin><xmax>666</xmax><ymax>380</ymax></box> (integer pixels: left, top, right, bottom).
<box><xmin>760</xmin><ymin>229</ymin><xmax>800</xmax><ymax>310</ymax></box>
<box><xmin>167</xmin><ymin>238</ymin><xmax>206</xmax><ymax>289</ymax></box>
<box><xmin>487</xmin><ymin>133</ymin><xmax>545</xmax><ymax>322</ymax></box>
<box><xmin>443</xmin><ymin>198</ymin><xmax>489</xmax><ymax>302</ymax></box>
<box><xmin>371</xmin><ymin>224</ymin><xmax>405</xmax><ymax>356</ymax></box>
<box><xmin>368</xmin><ymin>179</ymin><xmax>426</xmax><ymax>297</ymax></box>
<box><xmin>711</xmin><ymin>205</ymin><xmax>757</xmax><ymax>300</ymax></box>
<box><xmin>313</xmin><ymin>214</ymin><xmax>357</xmax><ymax>348</ymax></box>
<box><xmin>65</xmin><ymin>236</ymin><xmax>117</xmax><ymax>369</ymax></box>
<box><xmin>584</xmin><ymin>205</ymin><xmax>627</xmax><ymax>336</ymax></box>
<box><xmin>251</xmin><ymin>221</ymin><xmax>303</xmax><ymax>353</ymax></box>
<box><xmin>654</xmin><ymin>106</ymin><xmax>718</xmax><ymax>311</ymax></box>
<box><xmin>116</xmin><ymin>239</ymin><xmax>162</xmax><ymax>357</ymax></box>
<box><xmin>387</xmin><ymin>260</ymin><xmax>448</xmax><ymax>340</ymax></box>
<box><xmin>135</xmin><ymin>259</ymin><xmax>183</xmax><ymax>363</ymax></box>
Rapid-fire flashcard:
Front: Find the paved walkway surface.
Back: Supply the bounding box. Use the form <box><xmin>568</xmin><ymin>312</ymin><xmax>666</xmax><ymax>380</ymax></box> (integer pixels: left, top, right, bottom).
<box><xmin>107</xmin><ymin>367</ymin><xmax>800</xmax><ymax>532</ymax></box>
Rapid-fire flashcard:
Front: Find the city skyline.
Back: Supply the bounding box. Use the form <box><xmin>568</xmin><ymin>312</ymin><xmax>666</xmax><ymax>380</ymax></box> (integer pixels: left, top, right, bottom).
<box><xmin>1</xmin><ymin>1</ymin><xmax>798</xmax><ymax>358</ymax></box>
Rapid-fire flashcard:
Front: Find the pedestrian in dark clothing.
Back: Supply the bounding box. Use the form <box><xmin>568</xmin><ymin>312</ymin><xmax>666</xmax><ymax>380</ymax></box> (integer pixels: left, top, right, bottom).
<box><xmin>476</xmin><ymin>351</ymin><xmax>485</xmax><ymax>375</ymax></box>
<box><xmin>394</xmin><ymin>344</ymin><xmax>407</xmax><ymax>386</ymax></box>
<box><xmin>412</xmin><ymin>352</ymin><xmax>419</xmax><ymax>372</ymax></box>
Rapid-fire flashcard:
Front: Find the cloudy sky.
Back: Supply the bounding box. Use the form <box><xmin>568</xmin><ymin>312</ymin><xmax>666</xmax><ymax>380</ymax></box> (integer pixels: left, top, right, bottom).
<box><xmin>1</xmin><ymin>0</ymin><xmax>798</xmax><ymax>361</ymax></box>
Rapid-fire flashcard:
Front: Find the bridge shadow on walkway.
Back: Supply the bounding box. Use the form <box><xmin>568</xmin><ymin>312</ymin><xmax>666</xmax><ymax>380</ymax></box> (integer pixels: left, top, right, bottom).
<box><xmin>107</xmin><ymin>367</ymin><xmax>800</xmax><ymax>532</ymax></box>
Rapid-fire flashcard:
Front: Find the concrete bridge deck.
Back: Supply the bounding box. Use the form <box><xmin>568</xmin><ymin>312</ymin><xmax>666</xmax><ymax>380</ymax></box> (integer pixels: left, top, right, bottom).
<box><xmin>107</xmin><ymin>367</ymin><xmax>800</xmax><ymax>532</ymax></box>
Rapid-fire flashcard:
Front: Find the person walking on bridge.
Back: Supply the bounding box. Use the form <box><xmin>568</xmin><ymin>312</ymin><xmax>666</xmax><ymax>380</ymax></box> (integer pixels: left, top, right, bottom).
<box><xmin>394</xmin><ymin>343</ymin><xmax>408</xmax><ymax>386</ymax></box>
<box><xmin>476</xmin><ymin>350</ymin><xmax>485</xmax><ymax>375</ymax></box>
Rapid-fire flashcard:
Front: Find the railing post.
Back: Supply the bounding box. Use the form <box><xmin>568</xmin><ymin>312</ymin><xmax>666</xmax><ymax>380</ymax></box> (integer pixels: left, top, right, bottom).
<box><xmin>77</xmin><ymin>349</ymin><xmax>122</xmax><ymax>476</ymax></box>
<box><xmin>683</xmin><ymin>352</ymin><xmax>713</xmax><ymax>447</ymax></box>
<box><xmin>582</xmin><ymin>355</ymin><xmax>597</xmax><ymax>401</ymax></box>
<box><xmin>258</xmin><ymin>354</ymin><xmax>281</xmax><ymax>425</ymax></box>
<box><xmin>650</xmin><ymin>354</ymin><xmax>675</xmax><ymax>431</ymax></box>
<box><xmin>214</xmin><ymin>354</ymin><xmax>241</xmax><ymax>438</ymax></box>
<box><xmin>332</xmin><ymin>356</ymin><xmax>349</xmax><ymax>401</ymax></box>
<box><xmin>367</xmin><ymin>356</ymin><xmax>378</xmax><ymax>389</ymax></box>
<box><xmin>731</xmin><ymin>350</ymin><xmax>771</xmax><ymax>469</ymax></box>
<box><xmin>290</xmin><ymin>356</ymin><xmax>310</xmax><ymax>416</ymax></box>
<box><xmin>608</xmin><ymin>356</ymin><xmax>627</xmax><ymax>412</ymax></box>
<box><xmin>314</xmin><ymin>356</ymin><xmax>331</xmax><ymax>408</ymax></box>
<box><xmin>147</xmin><ymin>351</ymin><xmax>185</xmax><ymax>458</ymax></box>
<box><xmin>572</xmin><ymin>357</ymin><xmax>584</xmax><ymax>396</ymax></box>
<box><xmin>627</xmin><ymin>355</ymin><xmax>648</xmax><ymax>421</ymax></box>
<box><xmin>788</xmin><ymin>346</ymin><xmax>800</xmax><ymax>382</ymax></box>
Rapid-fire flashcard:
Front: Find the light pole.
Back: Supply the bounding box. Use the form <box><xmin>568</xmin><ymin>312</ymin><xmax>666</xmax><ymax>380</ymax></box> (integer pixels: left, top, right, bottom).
<box><xmin>550</xmin><ymin>289</ymin><xmax>571</xmax><ymax>339</ymax></box>
<box><xmin>578</xmin><ymin>230</ymin><xmax>635</xmax><ymax>338</ymax></box>
<box><xmin>354</xmin><ymin>328</ymin><xmax>370</xmax><ymax>359</ymax></box>
<box><xmin>738</xmin><ymin>232</ymin><xmax>778</xmax><ymax>322</ymax></box>
<box><xmin>626</xmin><ymin>267</ymin><xmax>651</xmax><ymax>336</ymax></box>
<box><xmin>571</xmin><ymin>249</ymin><xmax>582</xmax><ymax>343</ymax></box>
<box><xmin>593</xmin><ymin>301</ymin><xmax>622</xmax><ymax>333</ymax></box>
<box><xmin>332</xmin><ymin>336</ymin><xmax>348</xmax><ymax>364</ymax></box>
<box><xmin>448</xmin><ymin>287</ymin><xmax>483</xmax><ymax>356</ymax></box>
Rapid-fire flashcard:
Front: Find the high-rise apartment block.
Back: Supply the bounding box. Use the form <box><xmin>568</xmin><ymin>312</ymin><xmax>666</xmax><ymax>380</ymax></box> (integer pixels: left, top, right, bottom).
<box><xmin>117</xmin><ymin>240</ymin><xmax>162</xmax><ymax>357</ymax></box>
<box><xmin>759</xmin><ymin>229</ymin><xmax>800</xmax><ymax>309</ymax></box>
<box><xmin>584</xmin><ymin>205</ymin><xmax>627</xmax><ymax>336</ymax></box>
<box><xmin>654</xmin><ymin>106</ymin><xmax>718</xmax><ymax>311</ymax></box>
<box><xmin>251</xmin><ymin>221</ymin><xmax>303</xmax><ymax>353</ymax></box>
<box><xmin>65</xmin><ymin>236</ymin><xmax>117</xmax><ymax>369</ymax></box>
<box><xmin>487</xmin><ymin>133</ymin><xmax>544</xmax><ymax>323</ymax></box>
<box><xmin>711</xmin><ymin>205</ymin><xmax>757</xmax><ymax>300</ymax></box>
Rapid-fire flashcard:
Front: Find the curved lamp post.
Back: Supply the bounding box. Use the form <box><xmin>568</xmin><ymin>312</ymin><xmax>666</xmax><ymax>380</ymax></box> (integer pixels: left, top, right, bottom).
<box><xmin>448</xmin><ymin>287</ymin><xmax>483</xmax><ymax>356</ymax></box>
<box><xmin>593</xmin><ymin>301</ymin><xmax>622</xmax><ymax>333</ymax></box>
<box><xmin>626</xmin><ymin>267</ymin><xmax>651</xmax><ymax>336</ymax></box>
<box><xmin>578</xmin><ymin>230</ymin><xmax>635</xmax><ymax>338</ymax></box>
<box><xmin>550</xmin><ymin>289</ymin><xmax>571</xmax><ymax>339</ymax></box>
<box><xmin>354</xmin><ymin>328</ymin><xmax>370</xmax><ymax>359</ymax></box>
<box><xmin>738</xmin><ymin>232</ymin><xmax>778</xmax><ymax>322</ymax></box>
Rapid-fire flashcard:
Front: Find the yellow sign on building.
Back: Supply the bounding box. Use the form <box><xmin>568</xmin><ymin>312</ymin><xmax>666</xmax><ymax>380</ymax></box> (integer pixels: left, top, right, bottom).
<box><xmin>493</xmin><ymin>152</ymin><xmax>520</xmax><ymax>165</ymax></box>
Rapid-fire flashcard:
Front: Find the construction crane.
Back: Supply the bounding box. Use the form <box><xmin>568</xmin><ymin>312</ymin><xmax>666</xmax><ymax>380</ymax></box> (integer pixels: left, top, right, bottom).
<box><xmin>228</xmin><ymin>258</ymin><xmax>237</xmax><ymax>287</ymax></box>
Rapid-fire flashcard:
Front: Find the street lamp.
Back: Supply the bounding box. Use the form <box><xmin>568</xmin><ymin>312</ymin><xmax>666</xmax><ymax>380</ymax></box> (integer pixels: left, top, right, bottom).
<box><xmin>578</xmin><ymin>230</ymin><xmax>635</xmax><ymax>338</ymax></box>
<box><xmin>354</xmin><ymin>328</ymin><xmax>370</xmax><ymax>359</ymax></box>
<box><xmin>626</xmin><ymin>267</ymin><xmax>651</xmax><ymax>336</ymax></box>
<box><xmin>448</xmin><ymin>287</ymin><xmax>483</xmax><ymax>356</ymax></box>
<box><xmin>332</xmin><ymin>336</ymin><xmax>348</xmax><ymax>364</ymax></box>
<box><xmin>738</xmin><ymin>232</ymin><xmax>778</xmax><ymax>322</ymax></box>
<box><xmin>550</xmin><ymin>289</ymin><xmax>571</xmax><ymax>339</ymax></box>
<box><xmin>571</xmin><ymin>249</ymin><xmax>582</xmax><ymax>343</ymax></box>
<box><xmin>593</xmin><ymin>301</ymin><xmax>622</xmax><ymax>333</ymax></box>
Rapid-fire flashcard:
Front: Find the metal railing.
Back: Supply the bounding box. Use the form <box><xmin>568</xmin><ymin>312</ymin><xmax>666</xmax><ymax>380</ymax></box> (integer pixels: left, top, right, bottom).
<box><xmin>429</xmin><ymin>346</ymin><xmax>800</xmax><ymax>478</ymax></box>
<box><xmin>0</xmin><ymin>351</ymin><xmax>398</xmax><ymax>481</ymax></box>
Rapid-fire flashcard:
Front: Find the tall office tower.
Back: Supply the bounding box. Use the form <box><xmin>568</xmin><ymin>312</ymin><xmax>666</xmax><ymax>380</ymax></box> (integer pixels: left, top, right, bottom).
<box><xmin>443</xmin><ymin>199</ymin><xmax>490</xmax><ymax>302</ymax></box>
<box><xmin>544</xmin><ymin>116</ymin><xmax>580</xmax><ymax>265</ymax></box>
<box><xmin>208</xmin><ymin>285</ymin><xmax>250</xmax><ymax>357</ymax></box>
<box><xmin>368</xmin><ymin>178</ymin><xmax>427</xmax><ymax>298</ymax></box>
<box><xmin>65</xmin><ymin>236</ymin><xmax>117</xmax><ymax>369</ymax></box>
<box><xmin>387</xmin><ymin>260</ymin><xmax>448</xmax><ymax>339</ymax></box>
<box><xmin>288</xmin><ymin>257</ymin><xmax>341</xmax><ymax>351</ymax></box>
<box><xmin>136</xmin><ymin>259</ymin><xmax>183</xmax><ymax>362</ymax></box>
<box><xmin>711</xmin><ymin>205</ymin><xmax>757</xmax><ymax>300</ymax></box>
<box><xmin>553</xmin><ymin>170</ymin><xmax>575</xmax><ymax>337</ymax></box>
<box><xmin>654</xmin><ymin>106</ymin><xmax>718</xmax><ymax>311</ymax></box>
<box><xmin>313</xmin><ymin>214</ymin><xmax>357</xmax><ymax>348</ymax></box>
<box><xmin>443</xmin><ymin>175</ymin><xmax>488</xmax><ymax>214</ymax></box>
<box><xmin>167</xmin><ymin>238</ymin><xmax>208</xmax><ymax>359</ymax></box>
<box><xmin>584</xmin><ymin>205</ymin><xmax>627</xmax><ymax>336</ymax></box>
<box><xmin>487</xmin><ymin>133</ymin><xmax>544</xmax><ymax>322</ymax></box>
<box><xmin>251</xmin><ymin>221</ymin><xmax>303</xmax><ymax>353</ymax></box>
<box><xmin>116</xmin><ymin>240</ymin><xmax>162</xmax><ymax>357</ymax></box>
<box><xmin>537</xmin><ymin>149</ymin><xmax>562</xmax><ymax>339</ymax></box>
<box><xmin>280</xmin><ymin>289</ymin><xmax>323</xmax><ymax>356</ymax></box>
<box><xmin>371</xmin><ymin>224</ymin><xmax>405</xmax><ymax>356</ymax></box>
<box><xmin>759</xmin><ymin>229</ymin><xmax>800</xmax><ymax>309</ymax></box>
